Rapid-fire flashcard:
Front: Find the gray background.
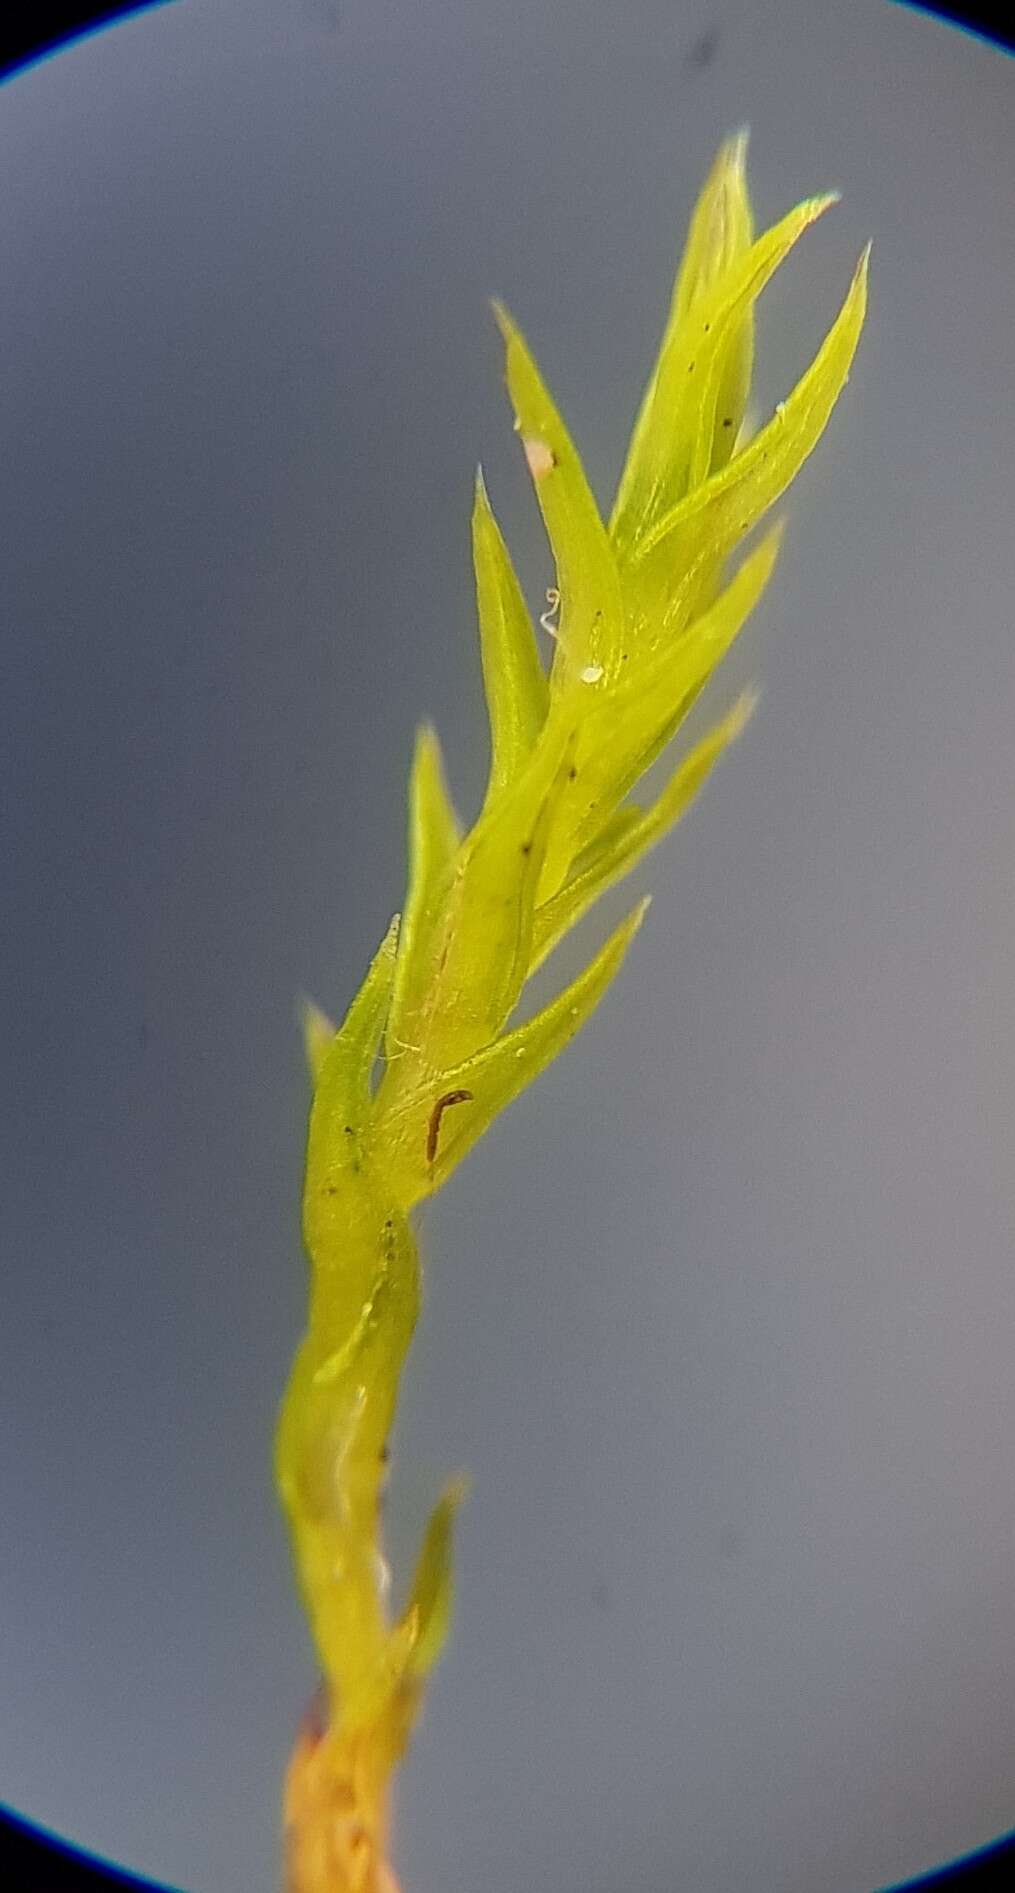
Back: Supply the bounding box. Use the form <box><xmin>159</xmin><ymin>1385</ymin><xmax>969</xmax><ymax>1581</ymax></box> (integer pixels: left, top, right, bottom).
<box><xmin>1</xmin><ymin>2</ymin><xmax>1014</xmax><ymax>1890</ymax></box>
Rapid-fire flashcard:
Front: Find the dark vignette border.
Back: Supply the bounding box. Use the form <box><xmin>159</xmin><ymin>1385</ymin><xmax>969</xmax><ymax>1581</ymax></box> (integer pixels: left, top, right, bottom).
<box><xmin>0</xmin><ymin>0</ymin><xmax>1011</xmax><ymax>1887</ymax></box>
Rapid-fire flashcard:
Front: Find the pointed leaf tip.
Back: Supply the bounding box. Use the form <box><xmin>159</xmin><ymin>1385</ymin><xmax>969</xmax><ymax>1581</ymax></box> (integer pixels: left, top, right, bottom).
<box><xmin>404</xmin><ymin>1474</ymin><xmax>470</xmax><ymax>1682</ymax></box>
<box><xmin>472</xmin><ymin>467</ymin><xmax>549</xmax><ymax>801</ymax></box>
<box><xmin>386</xmin><ymin>725</ymin><xmax>461</xmax><ymax>1059</ymax></box>
<box><xmin>489</xmin><ymin>295</ymin><xmax>512</xmax><ymax>341</ymax></box>
<box><xmin>727</xmin><ymin>682</ymin><xmax>762</xmax><ymax>737</ymax></box>
<box><xmin>491</xmin><ymin>299</ymin><xmax>625</xmax><ymax>683</ymax></box>
<box><xmin>299</xmin><ymin>995</ymin><xmax>337</xmax><ymax>1083</ymax></box>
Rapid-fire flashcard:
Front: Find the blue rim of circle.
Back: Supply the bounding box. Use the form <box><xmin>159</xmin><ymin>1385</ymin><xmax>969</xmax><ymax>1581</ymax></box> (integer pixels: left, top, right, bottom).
<box><xmin>0</xmin><ymin>0</ymin><xmax>1012</xmax><ymax>1887</ymax></box>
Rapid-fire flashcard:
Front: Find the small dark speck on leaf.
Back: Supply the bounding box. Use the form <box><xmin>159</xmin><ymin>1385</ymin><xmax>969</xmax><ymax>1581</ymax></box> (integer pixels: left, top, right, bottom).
<box><xmin>687</xmin><ymin>25</ymin><xmax>721</xmax><ymax>69</ymax></box>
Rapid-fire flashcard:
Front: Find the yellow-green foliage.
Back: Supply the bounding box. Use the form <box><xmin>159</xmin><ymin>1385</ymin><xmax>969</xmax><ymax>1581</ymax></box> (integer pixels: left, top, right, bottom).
<box><xmin>276</xmin><ymin>132</ymin><xmax>868</xmax><ymax>1882</ymax></box>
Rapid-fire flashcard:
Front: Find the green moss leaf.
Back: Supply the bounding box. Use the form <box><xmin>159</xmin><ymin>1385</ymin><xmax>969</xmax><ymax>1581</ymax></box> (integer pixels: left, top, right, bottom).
<box><xmin>473</xmin><ymin>466</ymin><xmax>549</xmax><ymax>802</ymax></box>
<box><xmin>493</xmin><ymin>299</ymin><xmax>626</xmax><ymax>687</ymax></box>
<box><xmin>386</xmin><ymin>725</ymin><xmax>461</xmax><ymax>1060</ymax></box>
<box><xmin>531</xmin><ymin>687</ymin><xmax>757</xmax><ymax>971</ymax></box>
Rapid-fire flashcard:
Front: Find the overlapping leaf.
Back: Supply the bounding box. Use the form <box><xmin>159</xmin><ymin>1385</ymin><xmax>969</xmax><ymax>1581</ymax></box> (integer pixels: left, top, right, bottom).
<box><xmin>493</xmin><ymin>299</ymin><xmax>626</xmax><ymax>688</ymax></box>
<box><xmin>530</xmin><ymin>688</ymin><xmax>757</xmax><ymax>972</ymax></box>
<box><xmin>385</xmin><ymin>727</ymin><xmax>460</xmax><ymax>1061</ymax></box>
<box><xmin>473</xmin><ymin>467</ymin><xmax>549</xmax><ymax>803</ymax></box>
<box><xmin>378</xmin><ymin>896</ymin><xmax>650</xmax><ymax>1208</ymax></box>
<box><xmin>615</xmin><ymin>130</ymin><xmax>755</xmax><ymax>541</ymax></box>
<box><xmin>632</xmin><ymin>244</ymin><xmax>870</xmax><ymax>629</ymax></box>
<box><xmin>612</xmin><ymin>192</ymin><xmax>837</xmax><ymax>556</ymax></box>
